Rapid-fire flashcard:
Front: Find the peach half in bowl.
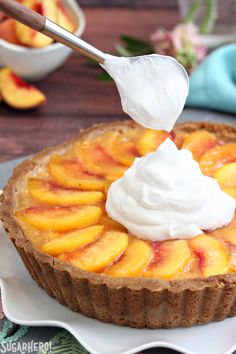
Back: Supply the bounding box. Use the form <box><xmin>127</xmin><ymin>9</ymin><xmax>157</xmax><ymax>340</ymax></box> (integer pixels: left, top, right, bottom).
<box><xmin>0</xmin><ymin>0</ymin><xmax>86</xmax><ymax>81</ymax></box>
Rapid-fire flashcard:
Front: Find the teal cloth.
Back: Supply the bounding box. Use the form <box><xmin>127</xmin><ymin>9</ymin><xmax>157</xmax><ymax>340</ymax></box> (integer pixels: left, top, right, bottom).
<box><xmin>186</xmin><ymin>44</ymin><xmax>236</xmax><ymax>114</ymax></box>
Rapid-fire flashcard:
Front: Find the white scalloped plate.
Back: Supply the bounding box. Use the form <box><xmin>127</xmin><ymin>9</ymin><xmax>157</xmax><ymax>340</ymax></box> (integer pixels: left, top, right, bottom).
<box><xmin>0</xmin><ymin>224</ymin><xmax>236</xmax><ymax>354</ymax></box>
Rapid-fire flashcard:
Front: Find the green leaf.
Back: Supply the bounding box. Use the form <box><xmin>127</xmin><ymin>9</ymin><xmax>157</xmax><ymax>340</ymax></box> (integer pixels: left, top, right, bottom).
<box><xmin>115</xmin><ymin>34</ymin><xmax>153</xmax><ymax>57</ymax></box>
<box><xmin>37</xmin><ymin>330</ymin><xmax>89</xmax><ymax>354</ymax></box>
<box><xmin>176</xmin><ymin>46</ymin><xmax>197</xmax><ymax>71</ymax></box>
<box><xmin>115</xmin><ymin>43</ymin><xmax>133</xmax><ymax>57</ymax></box>
<box><xmin>98</xmin><ymin>71</ymin><xmax>112</xmax><ymax>81</ymax></box>
<box><xmin>120</xmin><ymin>35</ymin><xmax>151</xmax><ymax>52</ymax></box>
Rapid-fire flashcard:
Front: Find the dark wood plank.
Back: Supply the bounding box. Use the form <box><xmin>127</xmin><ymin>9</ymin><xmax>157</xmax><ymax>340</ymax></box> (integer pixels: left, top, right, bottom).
<box><xmin>0</xmin><ymin>7</ymin><xmax>179</xmax><ymax>163</ymax></box>
<box><xmin>78</xmin><ymin>0</ymin><xmax>178</xmax><ymax>8</ymax></box>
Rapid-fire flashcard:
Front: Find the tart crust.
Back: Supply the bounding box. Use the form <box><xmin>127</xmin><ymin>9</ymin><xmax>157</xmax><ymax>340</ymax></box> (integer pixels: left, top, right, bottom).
<box><xmin>1</xmin><ymin>120</ymin><xmax>236</xmax><ymax>329</ymax></box>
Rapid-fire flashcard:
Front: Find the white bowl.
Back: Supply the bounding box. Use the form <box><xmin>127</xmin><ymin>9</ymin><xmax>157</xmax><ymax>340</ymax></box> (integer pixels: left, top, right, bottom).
<box><xmin>0</xmin><ymin>0</ymin><xmax>86</xmax><ymax>81</ymax></box>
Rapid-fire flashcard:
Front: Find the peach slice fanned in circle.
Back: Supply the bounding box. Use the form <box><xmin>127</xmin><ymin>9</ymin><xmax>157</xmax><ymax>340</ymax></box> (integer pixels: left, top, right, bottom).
<box><xmin>99</xmin><ymin>131</ymin><xmax>139</xmax><ymax>167</ymax></box>
<box><xmin>69</xmin><ymin>231</ymin><xmax>129</xmax><ymax>272</ymax></box>
<box><xmin>206</xmin><ymin>228</ymin><xmax>236</xmax><ymax>272</ymax></box>
<box><xmin>41</xmin><ymin>225</ymin><xmax>104</xmax><ymax>255</ymax></box>
<box><xmin>208</xmin><ymin>213</ymin><xmax>236</xmax><ymax>239</ymax></box>
<box><xmin>48</xmin><ymin>155</ymin><xmax>106</xmax><ymax>191</ymax></box>
<box><xmin>105</xmin><ymin>238</ymin><xmax>152</xmax><ymax>277</ymax></box>
<box><xmin>214</xmin><ymin>228</ymin><xmax>236</xmax><ymax>247</ymax></box>
<box><xmin>213</xmin><ymin>162</ymin><xmax>236</xmax><ymax>198</ymax></box>
<box><xmin>199</xmin><ymin>143</ymin><xmax>236</xmax><ymax>176</ymax></box>
<box><xmin>182</xmin><ymin>130</ymin><xmax>219</xmax><ymax>161</ymax></box>
<box><xmin>216</xmin><ymin>228</ymin><xmax>236</xmax><ymax>272</ymax></box>
<box><xmin>74</xmin><ymin>141</ymin><xmax>127</xmax><ymax>181</ymax></box>
<box><xmin>144</xmin><ymin>240</ymin><xmax>191</xmax><ymax>280</ymax></box>
<box><xmin>114</xmin><ymin>141</ymin><xmax>139</xmax><ymax>167</ymax></box>
<box><xmin>99</xmin><ymin>214</ymin><xmax>126</xmax><ymax>232</ymax></box>
<box><xmin>16</xmin><ymin>205</ymin><xmax>102</xmax><ymax>232</ymax></box>
<box><xmin>0</xmin><ymin>68</ymin><xmax>45</xmax><ymax>109</ymax></box>
<box><xmin>28</xmin><ymin>178</ymin><xmax>104</xmax><ymax>205</ymax></box>
<box><xmin>189</xmin><ymin>235</ymin><xmax>229</xmax><ymax>277</ymax></box>
<box><xmin>136</xmin><ymin>129</ymin><xmax>171</xmax><ymax>156</ymax></box>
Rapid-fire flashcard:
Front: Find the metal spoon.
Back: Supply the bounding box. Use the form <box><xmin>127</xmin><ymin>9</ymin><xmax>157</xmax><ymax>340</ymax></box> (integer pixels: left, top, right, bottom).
<box><xmin>0</xmin><ymin>0</ymin><xmax>107</xmax><ymax>63</ymax></box>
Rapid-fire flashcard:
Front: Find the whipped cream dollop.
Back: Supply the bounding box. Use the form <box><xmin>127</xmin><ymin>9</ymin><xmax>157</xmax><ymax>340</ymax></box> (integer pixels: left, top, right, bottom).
<box><xmin>106</xmin><ymin>138</ymin><xmax>235</xmax><ymax>241</ymax></box>
<box><xmin>101</xmin><ymin>54</ymin><xmax>189</xmax><ymax>131</ymax></box>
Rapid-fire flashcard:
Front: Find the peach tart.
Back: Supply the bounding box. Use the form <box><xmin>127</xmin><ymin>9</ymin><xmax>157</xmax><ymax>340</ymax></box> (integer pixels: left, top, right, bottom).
<box><xmin>1</xmin><ymin>121</ymin><xmax>236</xmax><ymax>329</ymax></box>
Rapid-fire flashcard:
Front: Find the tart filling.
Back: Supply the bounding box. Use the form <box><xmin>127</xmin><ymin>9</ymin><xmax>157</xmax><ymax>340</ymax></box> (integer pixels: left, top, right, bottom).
<box><xmin>9</xmin><ymin>121</ymin><xmax>236</xmax><ymax>281</ymax></box>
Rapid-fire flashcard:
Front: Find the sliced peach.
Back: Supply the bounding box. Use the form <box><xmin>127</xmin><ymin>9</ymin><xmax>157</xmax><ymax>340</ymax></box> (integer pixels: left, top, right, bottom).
<box><xmin>100</xmin><ymin>131</ymin><xmax>139</xmax><ymax>167</ymax></box>
<box><xmin>99</xmin><ymin>214</ymin><xmax>126</xmax><ymax>231</ymax></box>
<box><xmin>28</xmin><ymin>178</ymin><xmax>104</xmax><ymax>205</ymax></box>
<box><xmin>189</xmin><ymin>235</ymin><xmax>229</xmax><ymax>277</ymax></box>
<box><xmin>209</xmin><ymin>214</ymin><xmax>236</xmax><ymax>238</ymax></box>
<box><xmin>104</xmin><ymin>181</ymin><xmax>112</xmax><ymax>197</ymax></box>
<box><xmin>71</xmin><ymin>231</ymin><xmax>129</xmax><ymax>272</ymax></box>
<box><xmin>0</xmin><ymin>19</ymin><xmax>20</xmax><ymax>45</ymax></box>
<box><xmin>105</xmin><ymin>238</ymin><xmax>152</xmax><ymax>277</ymax></box>
<box><xmin>74</xmin><ymin>141</ymin><xmax>126</xmax><ymax>181</ymax></box>
<box><xmin>229</xmin><ymin>214</ymin><xmax>236</xmax><ymax>228</ymax></box>
<box><xmin>219</xmin><ymin>229</ymin><xmax>236</xmax><ymax>272</ymax></box>
<box><xmin>182</xmin><ymin>130</ymin><xmax>219</xmax><ymax>161</ymax></box>
<box><xmin>214</xmin><ymin>228</ymin><xmax>236</xmax><ymax>272</ymax></box>
<box><xmin>113</xmin><ymin>140</ymin><xmax>139</xmax><ymax>166</ymax></box>
<box><xmin>213</xmin><ymin>162</ymin><xmax>236</xmax><ymax>198</ymax></box>
<box><xmin>199</xmin><ymin>144</ymin><xmax>236</xmax><ymax>176</ymax></box>
<box><xmin>15</xmin><ymin>0</ymin><xmax>57</xmax><ymax>47</ymax></box>
<box><xmin>220</xmin><ymin>229</ymin><xmax>236</xmax><ymax>247</ymax></box>
<box><xmin>0</xmin><ymin>68</ymin><xmax>45</xmax><ymax>109</ymax></box>
<box><xmin>174</xmin><ymin>131</ymin><xmax>188</xmax><ymax>149</ymax></box>
<box><xmin>48</xmin><ymin>155</ymin><xmax>106</xmax><ymax>191</ymax></box>
<box><xmin>144</xmin><ymin>240</ymin><xmax>191</xmax><ymax>280</ymax></box>
<box><xmin>209</xmin><ymin>227</ymin><xmax>236</xmax><ymax>247</ymax></box>
<box><xmin>136</xmin><ymin>129</ymin><xmax>170</xmax><ymax>156</ymax></box>
<box><xmin>98</xmin><ymin>131</ymin><xmax>119</xmax><ymax>154</ymax></box>
<box><xmin>57</xmin><ymin>0</ymin><xmax>76</xmax><ymax>32</ymax></box>
<box><xmin>41</xmin><ymin>225</ymin><xmax>104</xmax><ymax>255</ymax></box>
<box><xmin>16</xmin><ymin>205</ymin><xmax>102</xmax><ymax>232</ymax></box>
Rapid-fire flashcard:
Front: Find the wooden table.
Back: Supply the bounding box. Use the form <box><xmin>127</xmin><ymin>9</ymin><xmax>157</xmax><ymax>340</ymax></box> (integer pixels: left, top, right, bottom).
<box><xmin>0</xmin><ymin>6</ymin><xmax>179</xmax><ymax>163</ymax></box>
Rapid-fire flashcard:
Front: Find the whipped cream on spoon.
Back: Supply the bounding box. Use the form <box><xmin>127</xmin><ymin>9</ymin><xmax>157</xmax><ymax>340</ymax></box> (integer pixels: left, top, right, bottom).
<box><xmin>101</xmin><ymin>54</ymin><xmax>189</xmax><ymax>132</ymax></box>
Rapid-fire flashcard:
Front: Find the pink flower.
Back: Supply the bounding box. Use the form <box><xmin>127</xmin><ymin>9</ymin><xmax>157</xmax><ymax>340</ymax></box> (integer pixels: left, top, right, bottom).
<box><xmin>195</xmin><ymin>42</ymin><xmax>207</xmax><ymax>61</ymax></box>
<box><xmin>150</xmin><ymin>23</ymin><xmax>206</xmax><ymax>71</ymax></box>
<box><xmin>172</xmin><ymin>23</ymin><xmax>206</xmax><ymax>61</ymax></box>
<box><xmin>150</xmin><ymin>29</ymin><xmax>175</xmax><ymax>57</ymax></box>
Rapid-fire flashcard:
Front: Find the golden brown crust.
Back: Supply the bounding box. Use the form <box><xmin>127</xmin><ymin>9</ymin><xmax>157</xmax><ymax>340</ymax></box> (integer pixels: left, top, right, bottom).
<box><xmin>1</xmin><ymin>120</ymin><xmax>236</xmax><ymax>328</ymax></box>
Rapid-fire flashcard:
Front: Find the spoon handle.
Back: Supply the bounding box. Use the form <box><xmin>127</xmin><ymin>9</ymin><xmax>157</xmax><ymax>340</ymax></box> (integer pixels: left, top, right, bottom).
<box><xmin>0</xmin><ymin>0</ymin><xmax>107</xmax><ymax>63</ymax></box>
